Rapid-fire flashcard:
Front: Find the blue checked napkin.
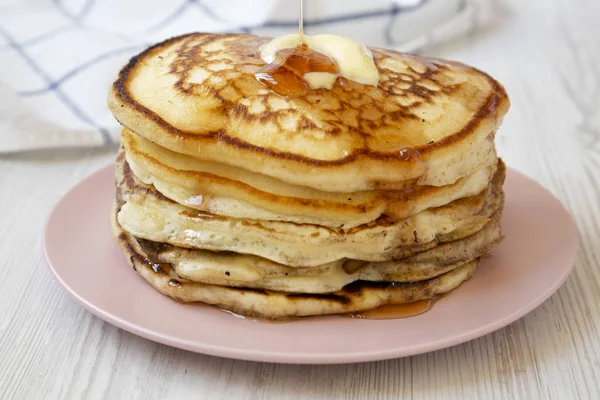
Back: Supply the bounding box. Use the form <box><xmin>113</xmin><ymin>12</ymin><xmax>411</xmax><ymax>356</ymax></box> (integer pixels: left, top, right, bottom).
<box><xmin>0</xmin><ymin>0</ymin><xmax>495</xmax><ymax>152</ymax></box>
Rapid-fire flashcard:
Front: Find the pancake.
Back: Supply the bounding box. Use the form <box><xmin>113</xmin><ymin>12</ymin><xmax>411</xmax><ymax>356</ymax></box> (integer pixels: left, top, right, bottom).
<box><xmin>112</xmin><ymin>208</ymin><xmax>479</xmax><ymax>320</ymax></box>
<box><xmin>108</xmin><ymin>33</ymin><xmax>509</xmax><ymax>193</ymax></box>
<box><xmin>128</xmin><ymin>210</ymin><xmax>502</xmax><ymax>294</ymax></box>
<box><xmin>123</xmin><ymin>129</ymin><xmax>498</xmax><ymax>228</ymax></box>
<box><xmin>116</xmin><ymin>150</ymin><xmax>505</xmax><ymax>267</ymax></box>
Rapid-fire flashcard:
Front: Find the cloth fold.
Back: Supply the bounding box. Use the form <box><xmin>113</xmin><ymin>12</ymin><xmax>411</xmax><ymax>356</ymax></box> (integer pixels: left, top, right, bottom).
<box><xmin>0</xmin><ymin>0</ymin><xmax>495</xmax><ymax>153</ymax></box>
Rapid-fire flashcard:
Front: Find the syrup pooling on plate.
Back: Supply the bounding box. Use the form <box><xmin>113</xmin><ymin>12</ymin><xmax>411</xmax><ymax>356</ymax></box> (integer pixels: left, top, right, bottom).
<box><xmin>255</xmin><ymin>45</ymin><xmax>340</xmax><ymax>96</ymax></box>
<box><xmin>349</xmin><ymin>299</ymin><xmax>437</xmax><ymax>320</ymax></box>
<box><xmin>222</xmin><ymin>300</ymin><xmax>436</xmax><ymax>321</ymax></box>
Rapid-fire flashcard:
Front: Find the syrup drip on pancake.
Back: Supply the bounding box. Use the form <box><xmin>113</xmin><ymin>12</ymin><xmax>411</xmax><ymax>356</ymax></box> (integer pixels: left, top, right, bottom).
<box><xmin>255</xmin><ymin>45</ymin><xmax>339</xmax><ymax>96</ymax></box>
<box><xmin>255</xmin><ymin>0</ymin><xmax>346</xmax><ymax>96</ymax></box>
<box><xmin>399</xmin><ymin>147</ymin><xmax>421</xmax><ymax>162</ymax></box>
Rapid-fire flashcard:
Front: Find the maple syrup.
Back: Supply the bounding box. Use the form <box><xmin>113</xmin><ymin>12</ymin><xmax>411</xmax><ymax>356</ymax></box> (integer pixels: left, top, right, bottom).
<box><xmin>348</xmin><ymin>298</ymin><xmax>439</xmax><ymax>320</ymax></box>
<box><xmin>255</xmin><ymin>45</ymin><xmax>339</xmax><ymax>96</ymax></box>
<box><xmin>255</xmin><ymin>0</ymin><xmax>340</xmax><ymax>96</ymax></box>
<box><xmin>218</xmin><ymin>296</ymin><xmax>443</xmax><ymax>322</ymax></box>
<box><xmin>399</xmin><ymin>147</ymin><xmax>421</xmax><ymax>162</ymax></box>
<box><xmin>298</xmin><ymin>0</ymin><xmax>304</xmax><ymax>43</ymax></box>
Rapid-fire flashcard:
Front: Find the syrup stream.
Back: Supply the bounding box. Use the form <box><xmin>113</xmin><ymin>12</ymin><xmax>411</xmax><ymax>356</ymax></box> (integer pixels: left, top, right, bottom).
<box><xmin>299</xmin><ymin>0</ymin><xmax>304</xmax><ymax>43</ymax></box>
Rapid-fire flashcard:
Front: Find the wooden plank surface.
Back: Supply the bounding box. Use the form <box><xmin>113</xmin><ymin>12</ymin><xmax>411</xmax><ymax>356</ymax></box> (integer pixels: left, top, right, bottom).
<box><xmin>1</xmin><ymin>0</ymin><xmax>599</xmax><ymax>398</ymax></box>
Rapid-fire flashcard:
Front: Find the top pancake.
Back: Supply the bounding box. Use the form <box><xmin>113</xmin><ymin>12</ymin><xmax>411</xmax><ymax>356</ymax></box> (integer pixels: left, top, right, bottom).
<box><xmin>109</xmin><ymin>33</ymin><xmax>509</xmax><ymax>192</ymax></box>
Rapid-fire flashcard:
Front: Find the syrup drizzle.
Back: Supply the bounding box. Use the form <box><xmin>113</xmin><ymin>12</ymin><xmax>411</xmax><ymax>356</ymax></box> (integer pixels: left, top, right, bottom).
<box><xmin>255</xmin><ymin>0</ymin><xmax>339</xmax><ymax>96</ymax></box>
<box><xmin>299</xmin><ymin>0</ymin><xmax>304</xmax><ymax>43</ymax></box>
<box><xmin>255</xmin><ymin>45</ymin><xmax>339</xmax><ymax>96</ymax></box>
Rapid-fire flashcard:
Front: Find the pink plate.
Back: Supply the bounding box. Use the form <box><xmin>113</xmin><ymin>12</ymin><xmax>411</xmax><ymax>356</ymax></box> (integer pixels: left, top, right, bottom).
<box><xmin>43</xmin><ymin>165</ymin><xmax>578</xmax><ymax>364</ymax></box>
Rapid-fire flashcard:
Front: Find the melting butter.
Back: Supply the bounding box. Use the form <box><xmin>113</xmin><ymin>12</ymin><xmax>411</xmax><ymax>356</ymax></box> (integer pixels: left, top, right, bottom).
<box><xmin>303</xmin><ymin>72</ymin><xmax>338</xmax><ymax>90</ymax></box>
<box><xmin>260</xmin><ymin>34</ymin><xmax>379</xmax><ymax>88</ymax></box>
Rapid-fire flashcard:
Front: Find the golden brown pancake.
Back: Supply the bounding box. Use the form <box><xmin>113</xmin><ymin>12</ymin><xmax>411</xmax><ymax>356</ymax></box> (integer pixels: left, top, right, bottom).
<box><xmin>115</xmin><ymin>148</ymin><xmax>505</xmax><ymax>267</ymax></box>
<box><xmin>123</xmin><ymin>129</ymin><xmax>498</xmax><ymax>228</ymax></box>
<box><xmin>108</xmin><ymin>33</ymin><xmax>509</xmax><ymax>192</ymax></box>
<box><xmin>112</xmin><ymin>207</ymin><xmax>479</xmax><ymax>320</ymax></box>
<box><xmin>122</xmin><ymin>210</ymin><xmax>502</xmax><ymax>294</ymax></box>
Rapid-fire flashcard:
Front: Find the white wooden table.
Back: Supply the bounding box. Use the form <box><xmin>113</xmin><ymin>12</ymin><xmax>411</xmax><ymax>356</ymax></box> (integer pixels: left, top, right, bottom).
<box><xmin>1</xmin><ymin>1</ymin><xmax>599</xmax><ymax>399</ymax></box>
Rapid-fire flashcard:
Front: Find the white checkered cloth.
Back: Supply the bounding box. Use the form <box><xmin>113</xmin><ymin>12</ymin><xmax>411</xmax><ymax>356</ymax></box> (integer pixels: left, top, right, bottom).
<box><xmin>0</xmin><ymin>0</ymin><xmax>495</xmax><ymax>152</ymax></box>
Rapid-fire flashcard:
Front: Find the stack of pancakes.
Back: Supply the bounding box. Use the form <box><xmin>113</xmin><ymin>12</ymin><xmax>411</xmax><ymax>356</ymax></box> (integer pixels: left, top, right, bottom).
<box><xmin>108</xmin><ymin>33</ymin><xmax>510</xmax><ymax>320</ymax></box>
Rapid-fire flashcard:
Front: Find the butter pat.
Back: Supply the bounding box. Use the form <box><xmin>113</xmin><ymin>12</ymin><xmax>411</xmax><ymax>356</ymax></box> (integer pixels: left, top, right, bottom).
<box><xmin>260</xmin><ymin>34</ymin><xmax>379</xmax><ymax>87</ymax></box>
<box><xmin>303</xmin><ymin>72</ymin><xmax>338</xmax><ymax>90</ymax></box>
